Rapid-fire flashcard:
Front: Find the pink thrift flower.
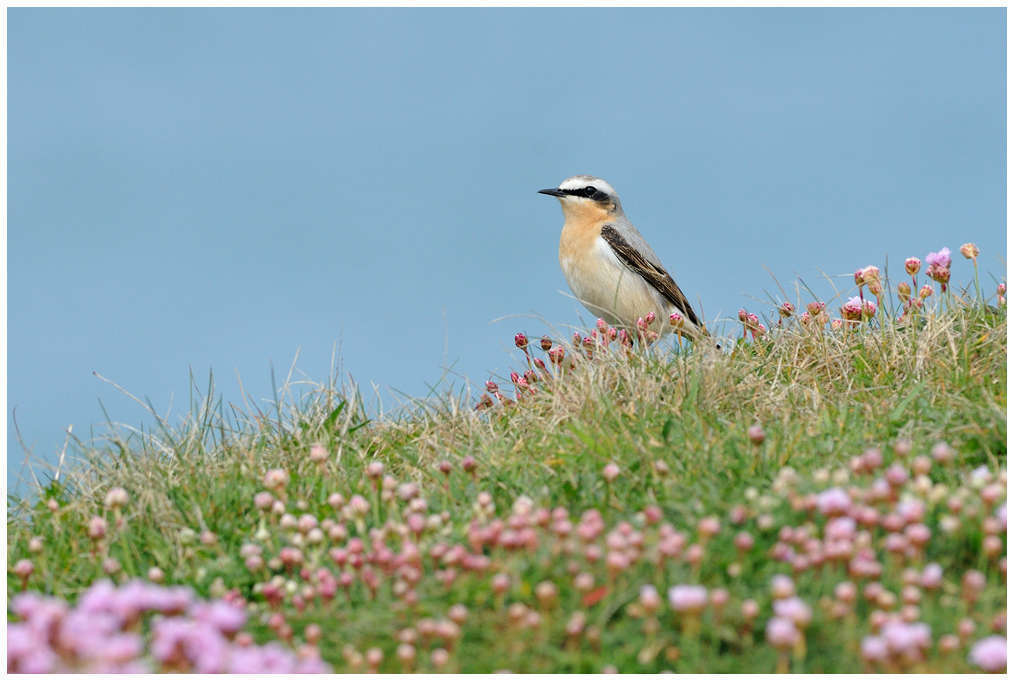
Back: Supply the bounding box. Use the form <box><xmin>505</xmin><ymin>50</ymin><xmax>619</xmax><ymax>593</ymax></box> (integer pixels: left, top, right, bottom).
<box><xmin>969</xmin><ymin>636</ymin><xmax>1007</xmax><ymax>672</ymax></box>
<box><xmin>841</xmin><ymin>296</ymin><xmax>863</xmax><ymax>322</ymax></box>
<box><xmin>861</xmin><ymin>635</ymin><xmax>888</xmax><ymax>662</ymax></box>
<box><xmin>816</xmin><ymin>487</ymin><xmax>852</xmax><ymax>516</ymax></box>
<box><xmin>602</xmin><ymin>462</ymin><xmax>620</xmax><ymax>483</ymax></box>
<box><xmin>926</xmin><ymin>247</ymin><xmax>952</xmax><ymax>269</ymax></box>
<box><xmin>771</xmin><ymin>574</ymin><xmax>795</xmax><ymax>599</ymax></box>
<box><xmin>825</xmin><ymin>516</ymin><xmax>856</xmax><ymax>541</ymax></box>
<box><xmin>765</xmin><ymin>617</ymin><xmax>800</xmax><ymax>650</ymax></box>
<box><xmin>191</xmin><ymin>601</ymin><xmax>246</xmax><ymax>635</ymax></box>
<box><xmin>773</xmin><ymin>597</ymin><xmax>813</xmax><ymax>627</ymax></box>
<box><xmin>667</xmin><ymin>585</ymin><xmax>708</xmax><ymax>614</ymax></box>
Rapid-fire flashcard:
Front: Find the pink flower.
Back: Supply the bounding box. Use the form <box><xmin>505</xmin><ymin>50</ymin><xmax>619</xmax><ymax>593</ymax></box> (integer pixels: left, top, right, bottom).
<box><xmin>667</xmin><ymin>585</ymin><xmax>708</xmax><ymax>613</ymax></box>
<box><xmin>263</xmin><ymin>468</ymin><xmax>289</xmax><ymax>490</ymax></box>
<box><xmin>639</xmin><ymin>585</ymin><xmax>662</xmax><ymax>613</ymax></box>
<box><xmin>88</xmin><ymin>516</ymin><xmax>108</xmax><ymax>540</ymax></box>
<box><xmin>825</xmin><ymin>517</ymin><xmax>856</xmax><ymax>541</ymax></box>
<box><xmin>816</xmin><ymin>488</ymin><xmax>852</xmax><ymax>516</ymax></box>
<box><xmin>921</xmin><ymin>563</ymin><xmax>943</xmax><ymax>589</ymax></box>
<box><xmin>904</xmin><ymin>257</ymin><xmax>921</xmax><ymax>276</ymax></box>
<box><xmin>771</xmin><ymin>574</ymin><xmax>795</xmax><ymax>599</ymax></box>
<box><xmin>885</xmin><ymin>463</ymin><xmax>908</xmax><ymax>486</ymax></box>
<box><xmin>861</xmin><ymin>635</ymin><xmax>888</xmax><ymax>662</ymax></box>
<box><xmin>881</xmin><ymin>621</ymin><xmax>931</xmax><ymax>655</ymax></box>
<box><xmin>765</xmin><ymin>617</ymin><xmax>800</xmax><ymax>650</ymax></box>
<box><xmin>602</xmin><ymin>462</ymin><xmax>620</xmax><ymax>483</ymax></box>
<box><xmin>841</xmin><ymin>296</ymin><xmax>863</xmax><ymax>321</ymax></box>
<box><xmin>969</xmin><ymin>636</ymin><xmax>1007</xmax><ymax>672</ymax></box>
<box><xmin>926</xmin><ymin>247</ymin><xmax>951</xmax><ymax>269</ymax></box>
<box><xmin>773</xmin><ymin>597</ymin><xmax>813</xmax><ymax>627</ymax></box>
<box><xmin>190</xmin><ymin>601</ymin><xmax>246</xmax><ymax>635</ymax></box>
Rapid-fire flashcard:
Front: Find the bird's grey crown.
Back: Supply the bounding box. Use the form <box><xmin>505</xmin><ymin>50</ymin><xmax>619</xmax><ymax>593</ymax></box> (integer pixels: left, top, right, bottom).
<box><xmin>557</xmin><ymin>175</ymin><xmax>619</xmax><ymax>200</ymax></box>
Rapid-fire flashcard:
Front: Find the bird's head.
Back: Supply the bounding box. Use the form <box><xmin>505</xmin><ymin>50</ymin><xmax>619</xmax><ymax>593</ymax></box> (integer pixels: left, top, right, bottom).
<box><xmin>538</xmin><ymin>175</ymin><xmax>623</xmax><ymax>220</ymax></box>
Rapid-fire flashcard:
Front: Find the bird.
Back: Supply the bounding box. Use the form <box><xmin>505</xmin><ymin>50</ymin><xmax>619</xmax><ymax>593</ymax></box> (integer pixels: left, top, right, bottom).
<box><xmin>538</xmin><ymin>175</ymin><xmax>706</xmax><ymax>342</ymax></box>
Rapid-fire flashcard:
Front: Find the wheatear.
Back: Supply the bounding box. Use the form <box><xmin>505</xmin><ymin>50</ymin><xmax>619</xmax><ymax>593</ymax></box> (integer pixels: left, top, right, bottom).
<box><xmin>539</xmin><ymin>175</ymin><xmax>705</xmax><ymax>340</ymax></box>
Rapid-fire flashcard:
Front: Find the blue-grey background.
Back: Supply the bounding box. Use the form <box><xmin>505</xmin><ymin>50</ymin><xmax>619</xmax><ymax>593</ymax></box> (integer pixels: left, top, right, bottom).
<box><xmin>8</xmin><ymin>8</ymin><xmax>1006</xmax><ymax>496</ymax></box>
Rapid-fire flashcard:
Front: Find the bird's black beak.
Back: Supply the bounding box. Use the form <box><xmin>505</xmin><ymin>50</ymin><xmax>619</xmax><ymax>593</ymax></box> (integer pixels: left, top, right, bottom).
<box><xmin>538</xmin><ymin>188</ymin><xmax>566</xmax><ymax>197</ymax></box>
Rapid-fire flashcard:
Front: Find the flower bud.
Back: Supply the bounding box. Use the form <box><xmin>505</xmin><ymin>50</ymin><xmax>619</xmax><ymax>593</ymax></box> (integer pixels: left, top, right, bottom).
<box><xmin>960</xmin><ymin>242</ymin><xmax>979</xmax><ymax>259</ymax></box>
<box><xmin>514</xmin><ymin>332</ymin><xmax>528</xmax><ymax>350</ymax></box>
<box><xmin>904</xmin><ymin>257</ymin><xmax>921</xmax><ymax>276</ymax></box>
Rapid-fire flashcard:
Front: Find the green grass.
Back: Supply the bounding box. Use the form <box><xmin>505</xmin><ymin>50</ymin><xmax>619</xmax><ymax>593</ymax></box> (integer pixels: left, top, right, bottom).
<box><xmin>7</xmin><ymin>291</ymin><xmax>1006</xmax><ymax>673</ymax></box>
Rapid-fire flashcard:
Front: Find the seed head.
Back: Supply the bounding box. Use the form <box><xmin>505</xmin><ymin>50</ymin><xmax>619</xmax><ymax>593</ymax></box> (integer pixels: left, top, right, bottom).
<box><xmin>960</xmin><ymin>242</ymin><xmax>980</xmax><ymax>259</ymax></box>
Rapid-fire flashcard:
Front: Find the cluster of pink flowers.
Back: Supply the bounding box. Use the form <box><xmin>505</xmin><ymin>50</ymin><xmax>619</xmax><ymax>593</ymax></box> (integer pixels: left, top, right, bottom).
<box><xmin>7</xmin><ymin>580</ymin><xmax>329</xmax><ymax>673</ymax></box>
<box><xmin>476</xmin><ymin>311</ymin><xmax>687</xmax><ymax>410</ymax></box>
<box><xmin>925</xmin><ymin>247</ymin><xmax>952</xmax><ymax>290</ymax></box>
<box><xmin>736</xmin><ymin>309</ymin><xmax>766</xmax><ymax>340</ymax></box>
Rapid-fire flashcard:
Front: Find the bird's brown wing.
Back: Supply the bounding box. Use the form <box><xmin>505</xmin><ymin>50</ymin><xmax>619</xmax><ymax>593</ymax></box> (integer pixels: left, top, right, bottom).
<box><xmin>600</xmin><ymin>225</ymin><xmax>701</xmax><ymax>328</ymax></box>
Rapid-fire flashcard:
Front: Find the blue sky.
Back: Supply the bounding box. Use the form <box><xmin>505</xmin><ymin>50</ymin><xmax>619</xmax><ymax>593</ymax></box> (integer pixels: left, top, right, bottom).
<box><xmin>8</xmin><ymin>8</ymin><xmax>1006</xmax><ymax>495</ymax></box>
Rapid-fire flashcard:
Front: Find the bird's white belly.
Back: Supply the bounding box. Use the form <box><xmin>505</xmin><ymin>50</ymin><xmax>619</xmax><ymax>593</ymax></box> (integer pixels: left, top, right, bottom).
<box><xmin>560</xmin><ymin>238</ymin><xmax>668</xmax><ymax>329</ymax></box>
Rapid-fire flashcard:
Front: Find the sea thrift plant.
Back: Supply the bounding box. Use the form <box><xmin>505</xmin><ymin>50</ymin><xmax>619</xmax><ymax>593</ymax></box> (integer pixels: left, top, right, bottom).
<box><xmin>7</xmin><ymin>581</ymin><xmax>329</xmax><ymax>673</ymax></box>
<box><xmin>925</xmin><ymin>247</ymin><xmax>952</xmax><ymax>292</ymax></box>
<box><xmin>7</xmin><ymin>244</ymin><xmax>1004</xmax><ymax>673</ymax></box>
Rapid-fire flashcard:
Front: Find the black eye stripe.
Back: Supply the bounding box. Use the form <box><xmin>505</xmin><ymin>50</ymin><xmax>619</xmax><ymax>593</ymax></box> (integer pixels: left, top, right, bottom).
<box><xmin>560</xmin><ymin>186</ymin><xmax>610</xmax><ymax>202</ymax></box>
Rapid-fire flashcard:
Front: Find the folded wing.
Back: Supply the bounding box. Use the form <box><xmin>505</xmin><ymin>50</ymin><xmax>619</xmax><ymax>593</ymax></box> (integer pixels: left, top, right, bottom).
<box><xmin>600</xmin><ymin>224</ymin><xmax>701</xmax><ymax>328</ymax></box>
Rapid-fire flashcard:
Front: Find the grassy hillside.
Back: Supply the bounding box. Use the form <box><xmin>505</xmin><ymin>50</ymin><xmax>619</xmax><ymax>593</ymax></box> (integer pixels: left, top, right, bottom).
<box><xmin>7</xmin><ymin>258</ymin><xmax>1007</xmax><ymax>673</ymax></box>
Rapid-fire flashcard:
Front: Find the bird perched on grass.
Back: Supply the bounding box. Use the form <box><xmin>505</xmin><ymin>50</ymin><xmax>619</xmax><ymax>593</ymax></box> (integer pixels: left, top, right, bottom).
<box><xmin>539</xmin><ymin>175</ymin><xmax>707</xmax><ymax>342</ymax></box>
